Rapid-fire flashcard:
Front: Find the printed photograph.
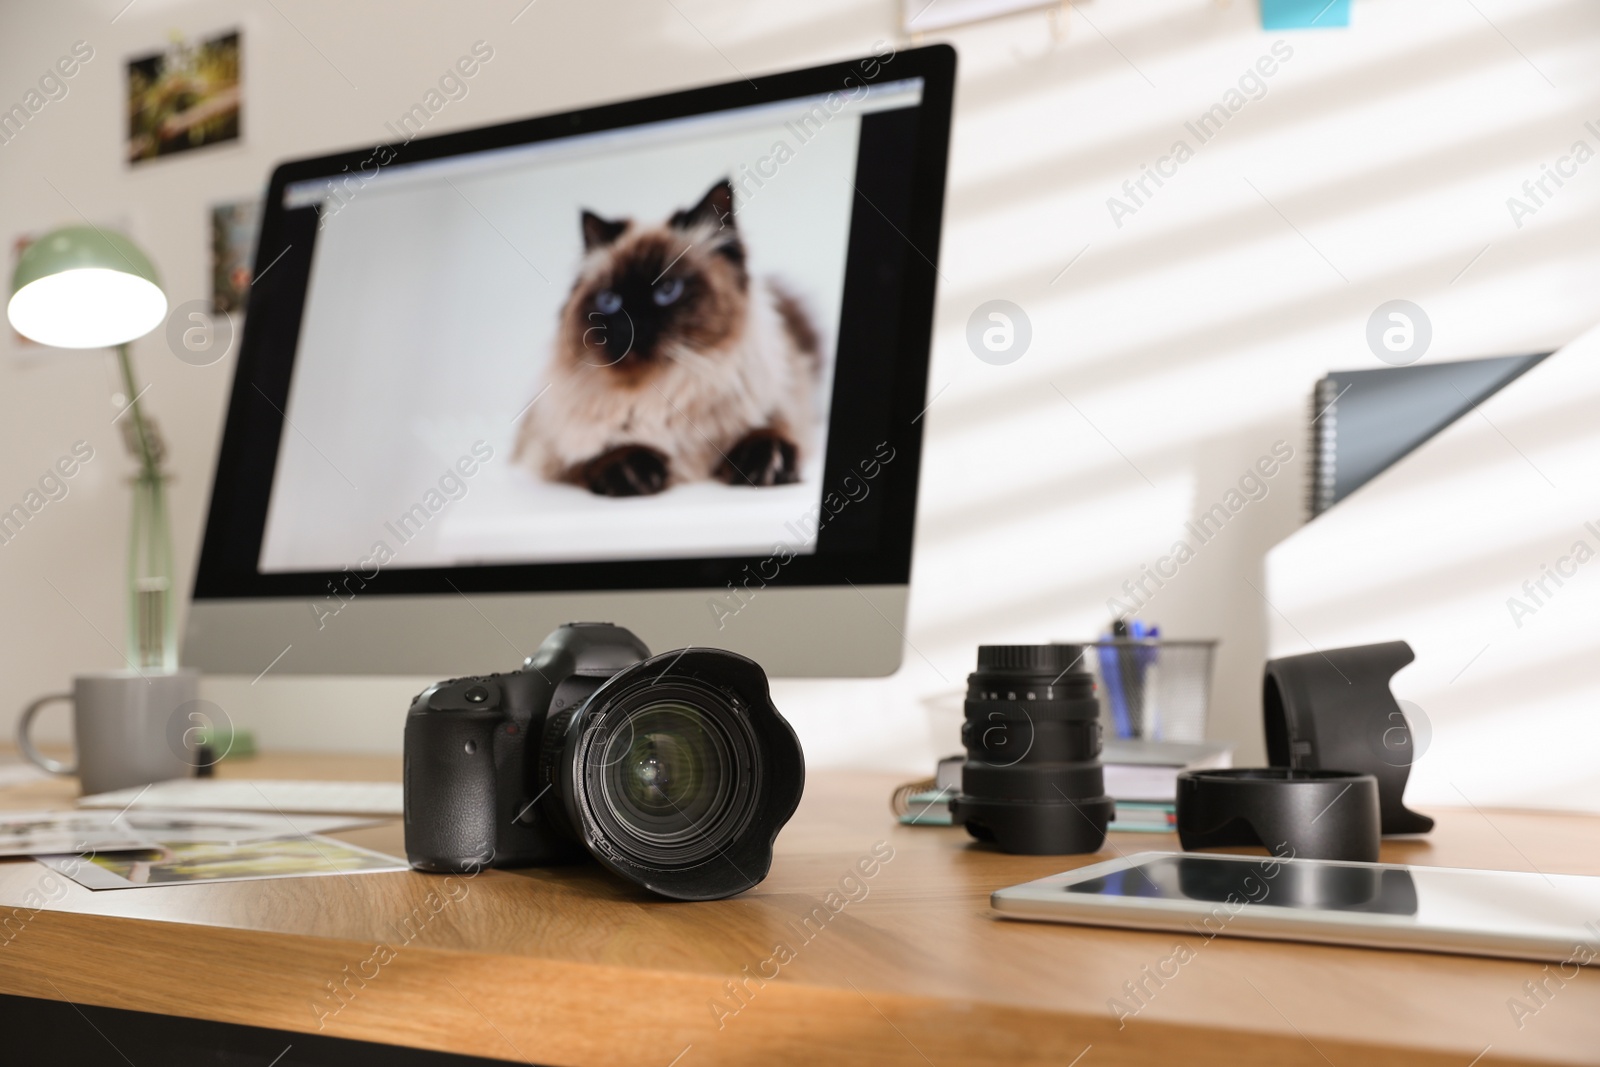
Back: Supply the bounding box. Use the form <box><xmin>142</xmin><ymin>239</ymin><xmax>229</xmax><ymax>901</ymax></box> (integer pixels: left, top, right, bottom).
<box><xmin>0</xmin><ymin>809</ymin><xmax>372</xmax><ymax>858</ymax></box>
<box><xmin>211</xmin><ymin>197</ymin><xmax>259</xmax><ymax>314</ymax></box>
<box><xmin>127</xmin><ymin>29</ymin><xmax>241</xmax><ymax>165</ymax></box>
<box><xmin>0</xmin><ymin>809</ymin><xmax>149</xmax><ymax>857</ymax></box>
<box><xmin>41</xmin><ymin>835</ymin><xmax>406</xmax><ymax>890</ymax></box>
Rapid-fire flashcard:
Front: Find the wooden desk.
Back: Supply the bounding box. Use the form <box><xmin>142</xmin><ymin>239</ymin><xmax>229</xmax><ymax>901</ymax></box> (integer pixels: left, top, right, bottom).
<box><xmin>1</xmin><ymin>753</ymin><xmax>1597</xmax><ymax>1066</ymax></box>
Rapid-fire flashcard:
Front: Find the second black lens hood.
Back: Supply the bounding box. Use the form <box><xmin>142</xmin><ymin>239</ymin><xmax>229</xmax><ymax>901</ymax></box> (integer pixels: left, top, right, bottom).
<box><xmin>1176</xmin><ymin>768</ymin><xmax>1381</xmax><ymax>862</ymax></box>
<box><xmin>1264</xmin><ymin>641</ymin><xmax>1433</xmax><ymax>835</ymax></box>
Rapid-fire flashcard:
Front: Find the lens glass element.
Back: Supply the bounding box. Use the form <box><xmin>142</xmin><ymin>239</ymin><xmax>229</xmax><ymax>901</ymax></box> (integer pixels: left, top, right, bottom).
<box><xmin>561</xmin><ymin>650</ymin><xmax>803</xmax><ymax>899</ymax></box>
<box><xmin>598</xmin><ymin>701</ymin><xmax>737</xmax><ymax>852</ymax></box>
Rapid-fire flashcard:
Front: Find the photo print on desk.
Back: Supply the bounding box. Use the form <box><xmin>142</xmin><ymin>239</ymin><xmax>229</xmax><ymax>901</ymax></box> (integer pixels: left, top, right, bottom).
<box><xmin>38</xmin><ymin>834</ymin><xmax>405</xmax><ymax>891</ymax></box>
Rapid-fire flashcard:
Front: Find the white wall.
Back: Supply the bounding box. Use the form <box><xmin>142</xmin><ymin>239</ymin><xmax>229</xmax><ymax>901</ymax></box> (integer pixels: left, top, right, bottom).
<box><xmin>3</xmin><ymin>0</ymin><xmax>1597</xmax><ymax>803</ymax></box>
<box><xmin>1267</xmin><ymin>324</ymin><xmax>1600</xmax><ymax>812</ymax></box>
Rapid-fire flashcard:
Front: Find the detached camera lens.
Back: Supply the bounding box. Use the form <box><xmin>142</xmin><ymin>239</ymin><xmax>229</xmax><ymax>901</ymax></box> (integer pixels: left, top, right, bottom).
<box><xmin>553</xmin><ymin>650</ymin><xmax>804</xmax><ymax>900</ymax></box>
<box><xmin>950</xmin><ymin>644</ymin><xmax>1113</xmax><ymax>855</ymax></box>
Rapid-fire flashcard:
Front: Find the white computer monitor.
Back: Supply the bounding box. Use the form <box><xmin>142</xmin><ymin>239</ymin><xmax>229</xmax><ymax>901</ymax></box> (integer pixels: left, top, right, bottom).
<box><xmin>185</xmin><ymin>45</ymin><xmax>954</xmax><ymax>678</ymax></box>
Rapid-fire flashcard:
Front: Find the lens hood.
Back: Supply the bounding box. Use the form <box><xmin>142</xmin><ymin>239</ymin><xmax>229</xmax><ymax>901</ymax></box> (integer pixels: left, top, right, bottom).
<box><xmin>1264</xmin><ymin>641</ymin><xmax>1433</xmax><ymax>836</ymax></box>
<box><xmin>556</xmin><ymin>648</ymin><xmax>804</xmax><ymax>901</ymax></box>
<box><xmin>1176</xmin><ymin>768</ymin><xmax>1381</xmax><ymax>863</ymax></box>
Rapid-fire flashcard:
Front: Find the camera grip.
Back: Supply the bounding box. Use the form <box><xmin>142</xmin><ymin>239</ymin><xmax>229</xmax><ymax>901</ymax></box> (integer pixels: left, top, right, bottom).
<box><xmin>403</xmin><ymin>701</ymin><xmax>502</xmax><ymax>872</ymax></box>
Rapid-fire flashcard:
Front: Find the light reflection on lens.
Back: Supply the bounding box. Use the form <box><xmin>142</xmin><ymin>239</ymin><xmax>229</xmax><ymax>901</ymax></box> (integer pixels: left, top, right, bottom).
<box><xmin>601</xmin><ymin>702</ymin><xmax>733</xmax><ymax>847</ymax></box>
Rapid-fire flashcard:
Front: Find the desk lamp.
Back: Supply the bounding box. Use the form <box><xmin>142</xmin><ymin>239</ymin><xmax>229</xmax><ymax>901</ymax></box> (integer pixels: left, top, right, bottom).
<box><xmin>8</xmin><ymin>226</ymin><xmax>177</xmax><ymax>672</ymax></box>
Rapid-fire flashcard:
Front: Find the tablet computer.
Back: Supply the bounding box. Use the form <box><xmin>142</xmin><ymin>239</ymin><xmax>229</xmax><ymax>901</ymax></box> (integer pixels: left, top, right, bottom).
<box><xmin>992</xmin><ymin>851</ymin><xmax>1600</xmax><ymax>966</ymax></box>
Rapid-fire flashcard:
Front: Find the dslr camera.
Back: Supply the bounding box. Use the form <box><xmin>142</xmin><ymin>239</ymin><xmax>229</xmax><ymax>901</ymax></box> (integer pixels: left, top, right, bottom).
<box><xmin>403</xmin><ymin>623</ymin><xmax>804</xmax><ymax>901</ymax></box>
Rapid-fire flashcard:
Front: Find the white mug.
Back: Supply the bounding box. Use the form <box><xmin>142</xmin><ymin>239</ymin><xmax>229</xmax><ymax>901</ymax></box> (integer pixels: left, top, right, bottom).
<box><xmin>17</xmin><ymin>669</ymin><xmax>200</xmax><ymax>795</ymax></box>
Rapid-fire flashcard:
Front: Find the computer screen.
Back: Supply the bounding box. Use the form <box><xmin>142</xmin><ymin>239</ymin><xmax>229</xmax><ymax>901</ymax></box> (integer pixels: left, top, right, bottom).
<box><xmin>187</xmin><ymin>45</ymin><xmax>954</xmax><ymax>677</ymax></box>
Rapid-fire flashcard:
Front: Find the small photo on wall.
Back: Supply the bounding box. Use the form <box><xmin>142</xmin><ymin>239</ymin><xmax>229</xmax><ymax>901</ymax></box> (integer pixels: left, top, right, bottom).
<box><xmin>127</xmin><ymin>29</ymin><xmax>241</xmax><ymax>165</ymax></box>
<box><xmin>211</xmin><ymin>198</ymin><xmax>260</xmax><ymax>314</ymax></box>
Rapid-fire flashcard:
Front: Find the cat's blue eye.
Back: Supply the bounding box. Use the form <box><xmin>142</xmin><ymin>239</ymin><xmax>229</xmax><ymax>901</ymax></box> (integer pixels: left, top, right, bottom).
<box><xmin>595</xmin><ymin>290</ymin><xmax>622</xmax><ymax>315</ymax></box>
<box><xmin>652</xmin><ymin>277</ymin><xmax>684</xmax><ymax>307</ymax></box>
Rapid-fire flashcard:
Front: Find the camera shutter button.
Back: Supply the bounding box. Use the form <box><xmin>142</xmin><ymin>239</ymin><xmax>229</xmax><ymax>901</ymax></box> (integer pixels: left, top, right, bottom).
<box><xmin>464</xmin><ymin>685</ymin><xmax>489</xmax><ymax>703</ymax></box>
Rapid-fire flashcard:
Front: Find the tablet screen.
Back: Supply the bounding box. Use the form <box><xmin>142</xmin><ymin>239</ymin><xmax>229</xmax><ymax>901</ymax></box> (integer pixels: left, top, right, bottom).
<box><xmin>1011</xmin><ymin>851</ymin><xmax>1600</xmax><ymax>960</ymax></box>
<box><xmin>1066</xmin><ymin>855</ymin><xmax>1421</xmax><ymax>915</ymax></box>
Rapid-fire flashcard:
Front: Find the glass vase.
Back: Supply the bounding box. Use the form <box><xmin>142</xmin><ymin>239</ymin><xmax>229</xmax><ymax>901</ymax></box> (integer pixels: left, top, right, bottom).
<box><xmin>116</xmin><ymin>342</ymin><xmax>176</xmax><ymax>673</ymax></box>
<box><xmin>128</xmin><ymin>468</ymin><xmax>177</xmax><ymax>673</ymax></box>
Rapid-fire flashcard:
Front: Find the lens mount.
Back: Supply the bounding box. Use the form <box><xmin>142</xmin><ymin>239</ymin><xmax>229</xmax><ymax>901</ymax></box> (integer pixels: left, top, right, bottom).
<box><xmin>560</xmin><ymin>648</ymin><xmax>804</xmax><ymax>900</ymax></box>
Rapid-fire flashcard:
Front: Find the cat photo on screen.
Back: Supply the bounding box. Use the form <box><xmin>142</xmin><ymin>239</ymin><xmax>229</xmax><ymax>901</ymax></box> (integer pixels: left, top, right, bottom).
<box><xmin>513</xmin><ymin>179</ymin><xmax>823</xmax><ymax>497</ymax></box>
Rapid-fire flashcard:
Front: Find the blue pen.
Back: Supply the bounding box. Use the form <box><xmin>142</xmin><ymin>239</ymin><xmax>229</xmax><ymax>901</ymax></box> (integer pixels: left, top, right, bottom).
<box><xmin>1101</xmin><ymin>622</ymin><xmax>1133</xmax><ymax>738</ymax></box>
<box><xmin>1129</xmin><ymin>619</ymin><xmax>1160</xmax><ymax>737</ymax></box>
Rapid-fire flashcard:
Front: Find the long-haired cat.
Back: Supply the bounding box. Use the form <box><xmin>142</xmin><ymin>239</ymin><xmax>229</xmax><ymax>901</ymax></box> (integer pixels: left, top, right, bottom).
<box><xmin>514</xmin><ymin>179</ymin><xmax>821</xmax><ymax>496</ymax></box>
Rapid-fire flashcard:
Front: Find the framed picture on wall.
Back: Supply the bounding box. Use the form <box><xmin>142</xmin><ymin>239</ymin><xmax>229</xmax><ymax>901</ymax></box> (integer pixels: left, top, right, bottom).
<box><xmin>126</xmin><ymin>29</ymin><xmax>242</xmax><ymax>165</ymax></box>
<box><xmin>211</xmin><ymin>197</ymin><xmax>260</xmax><ymax>314</ymax></box>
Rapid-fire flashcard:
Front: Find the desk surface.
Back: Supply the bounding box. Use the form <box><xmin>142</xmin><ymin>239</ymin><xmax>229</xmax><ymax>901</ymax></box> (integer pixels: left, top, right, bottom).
<box><xmin>1</xmin><ymin>753</ymin><xmax>1597</xmax><ymax>1066</ymax></box>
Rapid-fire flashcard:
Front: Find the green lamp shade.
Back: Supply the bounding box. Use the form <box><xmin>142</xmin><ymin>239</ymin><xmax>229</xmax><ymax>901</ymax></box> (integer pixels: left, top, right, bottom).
<box><xmin>8</xmin><ymin>226</ymin><xmax>167</xmax><ymax>349</ymax></box>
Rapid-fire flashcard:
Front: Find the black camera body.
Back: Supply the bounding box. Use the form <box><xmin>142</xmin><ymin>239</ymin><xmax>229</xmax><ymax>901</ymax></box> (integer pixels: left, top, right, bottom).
<box><xmin>404</xmin><ymin>623</ymin><xmax>648</xmax><ymax>872</ymax></box>
<box><xmin>404</xmin><ymin>623</ymin><xmax>804</xmax><ymax>901</ymax></box>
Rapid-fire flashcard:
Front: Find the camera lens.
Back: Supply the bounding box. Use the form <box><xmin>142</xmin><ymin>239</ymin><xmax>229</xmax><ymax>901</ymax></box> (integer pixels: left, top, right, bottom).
<box><xmin>949</xmin><ymin>644</ymin><xmax>1113</xmax><ymax>855</ymax></box>
<box><xmin>554</xmin><ymin>649</ymin><xmax>804</xmax><ymax>900</ymax></box>
<box><xmin>596</xmin><ymin>697</ymin><xmax>749</xmax><ymax>862</ymax></box>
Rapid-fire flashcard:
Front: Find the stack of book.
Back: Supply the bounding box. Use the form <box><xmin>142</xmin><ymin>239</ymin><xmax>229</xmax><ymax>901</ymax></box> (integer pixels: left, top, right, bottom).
<box><xmin>1103</xmin><ymin>739</ymin><xmax>1233</xmax><ymax>832</ymax></box>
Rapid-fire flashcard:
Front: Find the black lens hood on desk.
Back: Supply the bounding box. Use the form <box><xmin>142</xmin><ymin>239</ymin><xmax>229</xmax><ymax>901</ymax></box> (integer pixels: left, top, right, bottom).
<box><xmin>1176</xmin><ymin>768</ymin><xmax>1381</xmax><ymax>862</ymax></box>
<box><xmin>1264</xmin><ymin>641</ymin><xmax>1434</xmax><ymax>835</ymax></box>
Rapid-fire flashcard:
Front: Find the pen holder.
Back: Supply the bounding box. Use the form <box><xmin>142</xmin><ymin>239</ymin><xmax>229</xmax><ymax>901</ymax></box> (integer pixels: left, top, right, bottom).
<box><xmin>1088</xmin><ymin>639</ymin><xmax>1217</xmax><ymax>744</ymax></box>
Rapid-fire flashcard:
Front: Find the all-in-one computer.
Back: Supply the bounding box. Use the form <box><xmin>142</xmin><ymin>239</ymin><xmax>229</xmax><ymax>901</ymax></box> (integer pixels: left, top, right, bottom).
<box><xmin>184</xmin><ymin>46</ymin><xmax>954</xmax><ymax>678</ymax></box>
